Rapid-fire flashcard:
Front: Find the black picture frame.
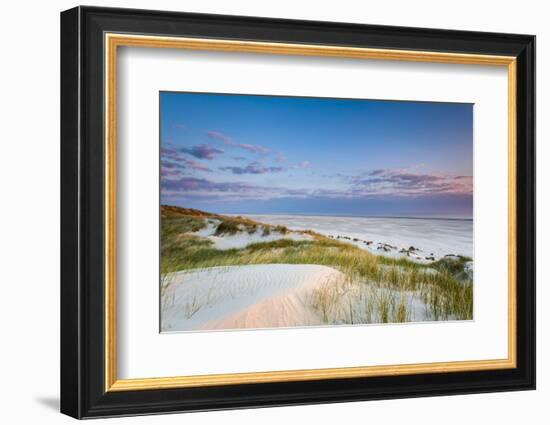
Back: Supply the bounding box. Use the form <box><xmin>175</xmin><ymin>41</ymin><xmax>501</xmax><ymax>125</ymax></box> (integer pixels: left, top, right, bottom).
<box><xmin>60</xmin><ymin>5</ymin><xmax>535</xmax><ymax>419</ymax></box>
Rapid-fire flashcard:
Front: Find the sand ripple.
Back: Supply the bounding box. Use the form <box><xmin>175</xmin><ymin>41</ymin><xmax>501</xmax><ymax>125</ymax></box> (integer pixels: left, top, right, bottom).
<box><xmin>161</xmin><ymin>264</ymin><xmax>345</xmax><ymax>332</ymax></box>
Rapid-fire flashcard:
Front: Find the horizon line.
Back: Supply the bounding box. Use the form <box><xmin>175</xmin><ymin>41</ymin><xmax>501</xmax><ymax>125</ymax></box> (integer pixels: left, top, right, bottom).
<box><xmin>226</xmin><ymin>211</ymin><xmax>473</xmax><ymax>221</ymax></box>
<box><xmin>160</xmin><ymin>204</ymin><xmax>473</xmax><ymax>221</ymax></box>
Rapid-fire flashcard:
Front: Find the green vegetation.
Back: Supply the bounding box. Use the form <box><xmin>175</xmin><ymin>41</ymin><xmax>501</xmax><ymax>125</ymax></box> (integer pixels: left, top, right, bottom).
<box><xmin>160</xmin><ymin>205</ymin><xmax>473</xmax><ymax>323</ymax></box>
<box><xmin>210</xmin><ymin>215</ymin><xmax>263</xmax><ymax>236</ymax></box>
<box><xmin>431</xmin><ymin>255</ymin><xmax>473</xmax><ymax>281</ymax></box>
<box><xmin>274</xmin><ymin>225</ymin><xmax>288</xmax><ymax>234</ymax></box>
<box><xmin>214</xmin><ymin>220</ymin><xmax>241</xmax><ymax>236</ymax></box>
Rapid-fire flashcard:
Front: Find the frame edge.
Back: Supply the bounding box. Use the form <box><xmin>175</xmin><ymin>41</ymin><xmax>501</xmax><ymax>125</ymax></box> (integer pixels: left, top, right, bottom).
<box><xmin>516</xmin><ymin>34</ymin><xmax>536</xmax><ymax>391</ymax></box>
<box><xmin>60</xmin><ymin>6</ymin><xmax>83</xmax><ymax>420</ymax></box>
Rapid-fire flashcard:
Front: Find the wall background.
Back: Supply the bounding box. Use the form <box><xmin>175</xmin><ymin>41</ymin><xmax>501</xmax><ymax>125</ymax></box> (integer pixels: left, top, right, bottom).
<box><xmin>0</xmin><ymin>1</ymin><xmax>544</xmax><ymax>423</ymax></box>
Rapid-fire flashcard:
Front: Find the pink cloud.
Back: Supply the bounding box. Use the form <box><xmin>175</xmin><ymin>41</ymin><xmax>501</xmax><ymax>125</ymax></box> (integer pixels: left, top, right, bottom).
<box><xmin>207</xmin><ymin>130</ymin><xmax>270</xmax><ymax>154</ymax></box>
<box><xmin>351</xmin><ymin>168</ymin><xmax>472</xmax><ymax>197</ymax></box>
<box><xmin>207</xmin><ymin>131</ymin><xmax>233</xmax><ymax>145</ymax></box>
<box><xmin>220</xmin><ymin>161</ymin><xmax>286</xmax><ymax>175</ymax></box>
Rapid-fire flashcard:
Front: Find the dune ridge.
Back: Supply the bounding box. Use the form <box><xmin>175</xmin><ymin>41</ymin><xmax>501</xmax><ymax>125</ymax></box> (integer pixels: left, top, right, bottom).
<box><xmin>161</xmin><ymin>264</ymin><xmax>346</xmax><ymax>331</ymax></box>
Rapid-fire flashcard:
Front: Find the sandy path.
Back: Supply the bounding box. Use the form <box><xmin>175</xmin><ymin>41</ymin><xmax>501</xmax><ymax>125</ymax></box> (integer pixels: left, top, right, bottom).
<box><xmin>161</xmin><ymin>264</ymin><xmax>346</xmax><ymax>332</ymax></box>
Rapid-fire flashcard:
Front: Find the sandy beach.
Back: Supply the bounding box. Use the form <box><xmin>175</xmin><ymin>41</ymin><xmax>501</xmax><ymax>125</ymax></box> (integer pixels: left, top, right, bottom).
<box><xmin>160</xmin><ymin>206</ymin><xmax>473</xmax><ymax>332</ymax></box>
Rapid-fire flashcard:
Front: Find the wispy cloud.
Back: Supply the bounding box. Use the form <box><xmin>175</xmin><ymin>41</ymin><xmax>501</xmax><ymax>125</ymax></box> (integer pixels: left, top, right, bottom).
<box><xmin>220</xmin><ymin>161</ymin><xmax>286</xmax><ymax>175</ymax></box>
<box><xmin>179</xmin><ymin>144</ymin><xmax>224</xmax><ymax>160</ymax></box>
<box><xmin>206</xmin><ymin>131</ymin><xmax>232</xmax><ymax>144</ymax></box>
<box><xmin>161</xmin><ymin>146</ymin><xmax>179</xmax><ymax>160</ymax></box>
<box><xmin>184</xmin><ymin>158</ymin><xmax>211</xmax><ymax>171</ymax></box>
<box><xmin>161</xmin><ymin>172</ymin><xmax>347</xmax><ymax>203</ymax></box>
<box><xmin>238</xmin><ymin>143</ymin><xmax>270</xmax><ymax>154</ymax></box>
<box><xmin>161</xmin><ymin>148</ymin><xmax>211</xmax><ymax>173</ymax></box>
<box><xmin>207</xmin><ymin>130</ymin><xmax>270</xmax><ymax>154</ymax></box>
<box><xmin>162</xmin><ymin>177</ymin><xmax>244</xmax><ymax>192</ymax></box>
<box><xmin>349</xmin><ymin>168</ymin><xmax>472</xmax><ymax>197</ymax></box>
<box><xmin>161</xmin><ymin>176</ymin><xmax>279</xmax><ymax>200</ymax></box>
<box><xmin>162</xmin><ymin>143</ymin><xmax>471</xmax><ymax>204</ymax></box>
<box><xmin>160</xmin><ymin>168</ymin><xmax>181</xmax><ymax>178</ymax></box>
<box><xmin>161</xmin><ymin>160</ymin><xmax>180</xmax><ymax>169</ymax></box>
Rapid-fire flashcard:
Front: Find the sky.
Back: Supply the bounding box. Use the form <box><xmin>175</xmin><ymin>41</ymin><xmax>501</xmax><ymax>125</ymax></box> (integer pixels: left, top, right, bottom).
<box><xmin>160</xmin><ymin>92</ymin><xmax>473</xmax><ymax>218</ymax></box>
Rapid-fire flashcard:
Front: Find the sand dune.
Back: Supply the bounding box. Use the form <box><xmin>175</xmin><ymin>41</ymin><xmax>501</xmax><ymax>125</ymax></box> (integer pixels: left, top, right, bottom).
<box><xmin>161</xmin><ymin>264</ymin><xmax>346</xmax><ymax>332</ymax></box>
<box><xmin>159</xmin><ymin>206</ymin><xmax>473</xmax><ymax>331</ymax></box>
<box><xmin>192</xmin><ymin>219</ymin><xmax>312</xmax><ymax>250</ymax></box>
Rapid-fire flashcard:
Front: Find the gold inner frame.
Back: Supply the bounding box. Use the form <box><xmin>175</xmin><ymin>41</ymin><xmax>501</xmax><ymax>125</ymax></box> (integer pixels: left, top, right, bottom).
<box><xmin>104</xmin><ymin>33</ymin><xmax>517</xmax><ymax>392</ymax></box>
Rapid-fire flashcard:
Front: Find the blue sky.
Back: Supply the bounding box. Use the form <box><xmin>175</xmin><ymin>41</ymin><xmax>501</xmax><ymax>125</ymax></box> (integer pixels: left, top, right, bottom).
<box><xmin>160</xmin><ymin>92</ymin><xmax>473</xmax><ymax>218</ymax></box>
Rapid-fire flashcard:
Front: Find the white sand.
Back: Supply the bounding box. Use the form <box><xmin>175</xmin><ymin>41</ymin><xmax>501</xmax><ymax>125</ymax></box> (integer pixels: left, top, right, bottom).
<box><xmin>161</xmin><ymin>263</ymin><xmax>437</xmax><ymax>332</ymax></box>
<box><xmin>161</xmin><ymin>264</ymin><xmax>346</xmax><ymax>332</ymax></box>
<box><xmin>192</xmin><ymin>219</ymin><xmax>312</xmax><ymax>250</ymax></box>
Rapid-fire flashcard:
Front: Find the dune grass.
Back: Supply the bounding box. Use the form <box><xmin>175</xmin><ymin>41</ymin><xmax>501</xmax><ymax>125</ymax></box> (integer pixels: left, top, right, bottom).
<box><xmin>161</xmin><ymin>211</ymin><xmax>473</xmax><ymax>324</ymax></box>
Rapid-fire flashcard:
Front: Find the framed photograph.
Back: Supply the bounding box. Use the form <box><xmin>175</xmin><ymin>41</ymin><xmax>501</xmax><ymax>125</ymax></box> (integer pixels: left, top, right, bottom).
<box><xmin>60</xmin><ymin>6</ymin><xmax>535</xmax><ymax>419</ymax></box>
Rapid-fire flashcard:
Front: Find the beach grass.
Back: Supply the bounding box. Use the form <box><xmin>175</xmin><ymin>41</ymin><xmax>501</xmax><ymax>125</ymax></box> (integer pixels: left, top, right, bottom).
<box><xmin>160</xmin><ymin>206</ymin><xmax>473</xmax><ymax>324</ymax></box>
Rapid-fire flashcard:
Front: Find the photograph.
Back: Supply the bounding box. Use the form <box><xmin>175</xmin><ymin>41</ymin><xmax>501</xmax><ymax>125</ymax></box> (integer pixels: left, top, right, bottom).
<box><xmin>159</xmin><ymin>92</ymin><xmax>474</xmax><ymax>332</ymax></box>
